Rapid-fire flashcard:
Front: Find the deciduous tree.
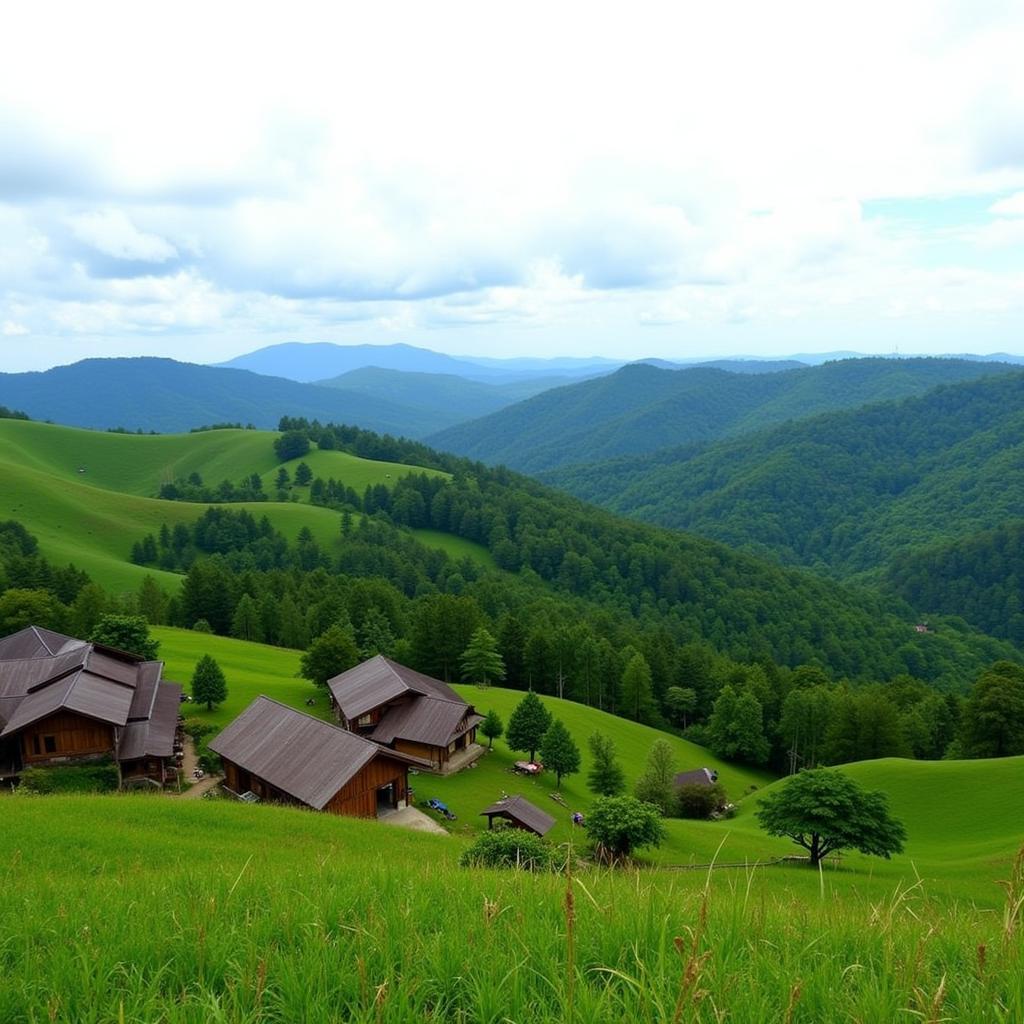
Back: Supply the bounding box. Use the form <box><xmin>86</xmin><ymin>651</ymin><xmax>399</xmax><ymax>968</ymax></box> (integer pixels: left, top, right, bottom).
<box><xmin>755</xmin><ymin>769</ymin><xmax>906</xmax><ymax>867</ymax></box>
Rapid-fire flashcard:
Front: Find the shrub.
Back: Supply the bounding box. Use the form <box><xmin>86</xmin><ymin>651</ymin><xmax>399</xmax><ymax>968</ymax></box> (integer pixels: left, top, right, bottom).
<box><xmin>675</xmin><ymin>782</ymin><xmax>728</xmax><ymax>820</ymax></box>
<box><xmin>585</xmin><ymin>796</ymin><xmax>667</xmax><ymax>861</ymax></box>
<box><xmin>459</xmin><ymin>826</ymin><xmax>554</xmax><ymax>871</ymax></box>
<box><xmin>19</xmin><ymin>761</ymin><xmax>120</xmax><ymax>794</ymax></box>
<box><xmin>192</xmin><ymin>619</ymin><xmax>213</xmax><ymax>633</ymax></box>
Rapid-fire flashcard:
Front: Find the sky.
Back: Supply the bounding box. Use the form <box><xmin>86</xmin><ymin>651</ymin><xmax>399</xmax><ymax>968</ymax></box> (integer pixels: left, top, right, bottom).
<box><xmin>2</xmin><ymin>0</ymin><xmax>1023</xmax><ymax>372</ymax></box>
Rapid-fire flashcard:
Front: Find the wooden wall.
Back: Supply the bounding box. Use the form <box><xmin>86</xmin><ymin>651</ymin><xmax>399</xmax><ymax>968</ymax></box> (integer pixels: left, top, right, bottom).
<box><xmin>393</xmin><ymin>738</ymin><xmax>443</xmax><ymax>767</ymax></box>
<box><xmin>325</xmin><ymin>755</ymin><xmax>407</xmax><ymax>818</ymax></box>
<box><xmin>20</xmin><ymin>712</ymin><xmax>115</xmax><ymax>764</ymax></box>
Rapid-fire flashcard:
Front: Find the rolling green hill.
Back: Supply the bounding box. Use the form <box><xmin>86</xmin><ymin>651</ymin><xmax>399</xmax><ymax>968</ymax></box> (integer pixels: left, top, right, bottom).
<box><xmin>553</xmin><ymin>370</ymin><xmax>1024</xmax><ymax>582</ymax></box>
<box><xmin>155</xmin><ymin>625</ymin><xmax>1024</xmax><ymax>894</ymax></box>
<box><xmin>429</xmin><ymin>357</ymin><xmax>1019</xmax><ymax>473</ymax></box>
<box><xmin>0</xmin><ymin>420</ymin><xmax>484</xmax><ymax>591</ymax></box>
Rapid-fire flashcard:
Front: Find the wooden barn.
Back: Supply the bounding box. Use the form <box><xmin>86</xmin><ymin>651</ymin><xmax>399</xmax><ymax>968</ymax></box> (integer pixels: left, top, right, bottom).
<box><xmin>480</xmin><ymin>795</ymin><xmax>556</xmax><ymax>837</ymax></box>
<box><xmin>328</xmin><ymin>656</ymin><xmax>483</xmax><ymax>773</ymax></box>
<box><xmin>0</xmin><ymin>625</ymin><xmax>182</xmax><ymax>786</ymax></box>
<box><xmin>209</xmin><ymin>696</ymin><xmax>430</xmax><ymax>818</ymax></box>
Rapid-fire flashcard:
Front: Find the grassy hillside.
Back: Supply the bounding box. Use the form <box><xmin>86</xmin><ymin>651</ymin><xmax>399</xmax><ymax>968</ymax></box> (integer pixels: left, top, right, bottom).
<box><xmin>153</xmin><ymin>626</ymin><xmax>1024</xmax><ymax>896</ymax></box>
<box><xmin>553</xmin><ymin>370</ymin><xmax>1024</xmax><ymax>582</ymax></box>
<box><xmin>430</xmin><ymin>357</ymin><xmax>1018</xmax><ymax>473</ymax></box>
<box><xmin>1</xmin><ymin>773</ymin><xmax>1022</xmax><ymax>1020</ymax></box>
<box><xmin>0</xmin><ymin>421</ymin><xmax>486</xmax><ymax>591</ymax></box>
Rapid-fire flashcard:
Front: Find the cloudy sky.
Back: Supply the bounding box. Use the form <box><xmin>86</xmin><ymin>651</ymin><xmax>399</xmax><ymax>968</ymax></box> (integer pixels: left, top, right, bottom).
<box><xmin>2</xmin><ymin>0</ymin><xmax>1023</xmax><ymax>372</ymax></box>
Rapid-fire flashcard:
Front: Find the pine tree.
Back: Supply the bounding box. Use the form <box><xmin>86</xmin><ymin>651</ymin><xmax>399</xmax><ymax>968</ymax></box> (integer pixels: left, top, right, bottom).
<box><xmin>357</xmin><ymin>606</ymin><xmax>395</xmax><ymax>659</ymax></box>
<box><xmin>460</xmin><ymin>627</ymin><xmax>506</xmax><ymax>686</ymax></box>
<box><xmin>480</xmin><ymin>709</ymin><xmax>504</xmax><ymax>749</ymax></box>
<box><xmin>231</xmin><ymin>593</ymin><xmax>263</xmax><ymax>642</ymax></box>
<box><xmin>192</xmin><ymin>654</ymin><xmax>227</xmax><ymax>711</ymax></box>
<box><xmin>136</xmin><ymin>575</ymin><xmax>167</xmax><ymax>626</ymax></box>
<box><xmin>294</xmin><ymin>461</ymin><xmax>313</xmax><ymax>486</ymax></box>
<box><xmin>621</xmin><ymin>652</ymin><xmax>656</xmax><ymax>723</ymax></box>
<box><xmin>506</xmin><ymin>691</ymin><xmax>553</xmax><ymax>763</ymax></box>
<box><xmin>587</xmin><ymin>732</ymin><xmax>626</xmax><ymax>796</ymax></box>
<box><xmin>540</xmin><ymin>718</ymin><xmax>580</xmax><ymax>788</ymax></box>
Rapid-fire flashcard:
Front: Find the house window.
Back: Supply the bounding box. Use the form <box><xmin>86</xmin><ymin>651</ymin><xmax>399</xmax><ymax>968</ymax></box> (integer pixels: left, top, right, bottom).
<box><xmin>43</xmin><ymin>735</ymin><xmax>57</xmax><ymax>754</ymax></box>
<box><xmin>357</xmin><ymin>713</ymin><xmax>373</xmax><ymax>727</ymax></box>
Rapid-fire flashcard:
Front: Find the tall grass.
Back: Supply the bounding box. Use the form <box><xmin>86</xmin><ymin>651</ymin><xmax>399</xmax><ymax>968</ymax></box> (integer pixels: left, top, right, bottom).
<box><xmin>1</xmin><ymin>795</ymin><xmax>1022</xmax><ymax>1022</ymax></box>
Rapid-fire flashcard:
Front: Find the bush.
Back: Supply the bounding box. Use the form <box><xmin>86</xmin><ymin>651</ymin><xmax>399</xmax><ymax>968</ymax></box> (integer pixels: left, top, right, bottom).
<box><xmin>584</xmin><ymin>796</ymin><xmax>667</xmax><ymax>861</ymax></box>
<box><xmin>459</xmin><ymin>825</ymin><xmax>554</xmax><ymax>871</ymax></box>
<box><xmin>19</xmin><ymin>761</ymin><xmax>120</xmax><ymax>794</ymax></box>
<box><xmin>675</xmin><ymin>782</ymin><xmax>728</xmax><ymax>820</ymax></box>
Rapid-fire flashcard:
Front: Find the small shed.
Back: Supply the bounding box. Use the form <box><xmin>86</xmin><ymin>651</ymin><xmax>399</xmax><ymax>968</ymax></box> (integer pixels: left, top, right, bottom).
<box><xmin>480</xmin><ymin>794</ymin><xmax>556</xmax><ymax>836</ymax></box>
<box><xmin>674</xmin><ymin>767</ymin><xmax>719</xmax><ymax>787</ymax></box>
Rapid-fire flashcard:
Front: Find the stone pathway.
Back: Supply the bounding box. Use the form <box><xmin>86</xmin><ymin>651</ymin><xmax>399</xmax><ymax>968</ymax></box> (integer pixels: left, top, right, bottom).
<box><xmin>379</xmin><ymin>805</ymin><xmax>448</xmax><ymax>835</ymax></box>
<box><xmin>176</xmin><ymin>736</ymin><xmax>221</xmax><ymax>800</ymax></box>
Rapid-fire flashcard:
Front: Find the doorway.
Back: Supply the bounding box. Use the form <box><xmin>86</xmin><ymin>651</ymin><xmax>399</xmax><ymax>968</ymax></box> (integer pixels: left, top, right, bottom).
<box><xmin>376</xmin><ymin>781</ymin><xmax>397</xmax><ymax>815</ymax></box>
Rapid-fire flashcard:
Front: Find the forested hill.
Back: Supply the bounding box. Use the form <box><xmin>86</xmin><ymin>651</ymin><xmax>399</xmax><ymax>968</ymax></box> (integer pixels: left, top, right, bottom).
<box><xmin>428</xmin><ymin>357</ymin><xmax>1019</xmax><ymax>472</ymax></box>
<box><xmin>885</xmin><ymin>520</ymin><xmax>1024</xmax><ymax>646</ymax></box>
<box><xmin>550</xmin><ymin>370</ymin><xmax>1024</xmax><ymax>582</ymax></box>
<box><xmin>0</xmin><ymin>358</ymin><xmax>489</xmax><ymax>437</ymax></box>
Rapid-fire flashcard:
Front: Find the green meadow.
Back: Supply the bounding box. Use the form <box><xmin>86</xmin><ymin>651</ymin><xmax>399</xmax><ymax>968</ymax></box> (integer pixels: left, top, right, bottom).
<box><xmin>1</xmin><ymin>788</ymin><xmax>1022</xmax><ymax>1023</ymax></box>
<box><xmin>0</xmin><ymin>420</ymin><xmax>490</xmax><ymax>592</ymax></box>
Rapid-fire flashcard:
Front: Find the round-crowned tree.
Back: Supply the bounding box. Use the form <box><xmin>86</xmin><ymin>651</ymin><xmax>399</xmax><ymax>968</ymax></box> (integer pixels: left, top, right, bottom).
<box><xmin>755</xmin><ymin>768</ymin><xmax>906</xmax><ymax>867</ymax></box>
<box><xmin>584</xmin><ymin>796</ymin><xmax>667</xmax><ymax>862</ymax></box>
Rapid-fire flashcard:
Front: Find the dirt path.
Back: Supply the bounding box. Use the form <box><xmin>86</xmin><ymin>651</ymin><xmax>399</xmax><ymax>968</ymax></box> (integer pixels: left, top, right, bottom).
<box><xmin>176</xmin><ymin>736</ymin><xmax>221</xmax><ymax>800</ymax></box>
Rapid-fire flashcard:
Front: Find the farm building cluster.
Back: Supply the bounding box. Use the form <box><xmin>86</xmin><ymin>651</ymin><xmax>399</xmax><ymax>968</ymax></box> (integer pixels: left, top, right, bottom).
<box><xmin>1</xmin><ymin>626</ymin><xmax>716</xmax><ymax>839</ymax></box>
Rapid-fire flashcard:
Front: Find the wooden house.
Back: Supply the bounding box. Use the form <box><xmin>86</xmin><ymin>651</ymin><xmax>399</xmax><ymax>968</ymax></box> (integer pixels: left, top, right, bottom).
<box><xmin>480</xmin><ymin>794</ymin><xmax>556</xmax><ymax>836</ymax></box>
<box><xmin>209</xmin><ymin>696</ymin><xmax>430</xmax><ymax>817</ymax></box>
<box><xmin>327</xmin><ymin>656</ymin><xmax>483</xmax><ymax>773</ymax></box>
<box><xmin>0</xmin><ymin>625</ymin><xmax>182</xmax><ymax>786</ymax></box>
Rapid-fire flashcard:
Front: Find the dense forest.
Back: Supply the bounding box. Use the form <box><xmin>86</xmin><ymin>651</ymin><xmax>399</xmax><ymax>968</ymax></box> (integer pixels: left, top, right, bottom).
<box><xmin>886</xmin><ymin>520</ymin><xmax>1024</xmax><ymax>645</ymax></box>
<box><xmin>429</xmin><ymin>357</ymin><xmax>1020</xmax><ymax>472</ymax></box>
<box><xmin>552</xmin><ymin>371</ymin><xmax>1024</xmax><ymax>581</ymax></box>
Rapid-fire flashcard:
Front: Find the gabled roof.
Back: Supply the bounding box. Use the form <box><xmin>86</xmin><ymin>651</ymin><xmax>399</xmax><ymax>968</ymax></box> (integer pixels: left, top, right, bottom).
<box><xmin>674</xmin><ymin>768</ymin><xmax>717</xmax><ymax>787</ymax></box>
<box><xmin>0</xmin><ymin>626</ymin><xmax>85</xmax><ymax>662</ymax></box>
<box><xmin>209</xmin><ymin>696</ymin><xmax>425</xmax><ymax>810</ymax></box>
<box><xmin>480</xmin><ymin>795</ymin><xmax>556</xmax><ymax>837</ymax></box>
<box><xmin>328</xmin><ymin>655</ymin><xmax>478</xmax><ymax>748</ymax></box>
<box><xmin>0</xmin><ymin>626</ymin><xmax>179</xmax><ymax>762</ymax></box>
<box><xmin>327</xmin><ymin>655</ymin><xmax>463</xmax><ymax>721</ymax></box>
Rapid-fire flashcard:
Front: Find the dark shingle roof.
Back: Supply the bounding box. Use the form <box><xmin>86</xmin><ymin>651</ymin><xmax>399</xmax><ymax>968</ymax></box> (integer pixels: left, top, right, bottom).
<box><xmin>0</xmin><ymin>626</ymin><xmax>178</xmax><ymax>762</ymax></box>
<box><xmin>327</xmin><ymin>655</ymin><xmax>462</xmax><ymax>720</ymax></box>
<box><xmin>674</xmin><ymin>768</ymin><xmax>717</xmax><ymax>787</ymax></box>
<box><xmin>209</xmin><ymin>696</ymin><xmax>425</xmax><ymax>810</ymax></box>
<box><xmin>480</xmin><ymin>795</ymin><xmax>556</xmax><ymax>836</ymax></box>
<box><xmin>329</xmin><ymin>656</ymin><xmax>478</xmax><ymax>748</ymax></box>
<box><xmin>0</xmin><ymin>626</ymin><xmax>85</xmax><ymax>661</ymax></box>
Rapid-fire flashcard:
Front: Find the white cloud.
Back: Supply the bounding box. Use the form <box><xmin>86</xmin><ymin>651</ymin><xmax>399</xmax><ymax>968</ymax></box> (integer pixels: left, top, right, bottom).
<box><xmin>990</xmin><ymin>192</ymin><xmax>1024</xmax><ymax>216</ymax></box>
<box><xmin>2</xmin><ymin>320</ymin><xmax>28</xmax><ymax>335</ymax></box>
<box><xmin>0</xmin><ymin>0</ymin><xmax>1023</xmax><ymax>368</ymax></box>
<box><xmin>68</xmin><ymin>210</ymin><xmax>178</xmax><ymax>263</ymax></box>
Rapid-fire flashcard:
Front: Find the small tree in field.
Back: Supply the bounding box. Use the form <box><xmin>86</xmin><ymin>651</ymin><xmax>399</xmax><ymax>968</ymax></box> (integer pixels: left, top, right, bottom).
<box><xmin>633</xmin><ymin>739</ymin><xmax>676</xmax><ymax>815</ymax></box>
<box><xmin>480</xmin><ymin>709</ymin><xmax>504</xmax><ymax>749</ymax></box>
<box><xmin>585</xmin><ymin>796</ymin><xmax>666</xmax><ymax>862</ymax></box>
<box><xmin>587</xmin><ymin>732</ymin><xmax>626</xmax><ymax>797</ymax></box>
<box><xmin>460</xmin><ymin>627</ymin><xmax>506</xmax><ymax>686</ymax></box>
<box><xmin>192</xmin><ymin>655</ymin><xmax>227</xmax><ymax>711</ymax></box>
<box><xmin>506</xmin><ymin>691</ymin><xmax>552</xmax><ymax>763</ymax></box>
<box><xmin>539</xmin><ymin>718</ymin><xmax>580</xmax><ymax>789</ymax></box>
<box><xmin>301</xmin><ymin>624</ymin><xmax>359</xmax><ymax>687</ymax></box>
<box><xmin>755</xmin><ymin>769</ymin><xmax>906</xmax><ymax>867</ymax></box>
